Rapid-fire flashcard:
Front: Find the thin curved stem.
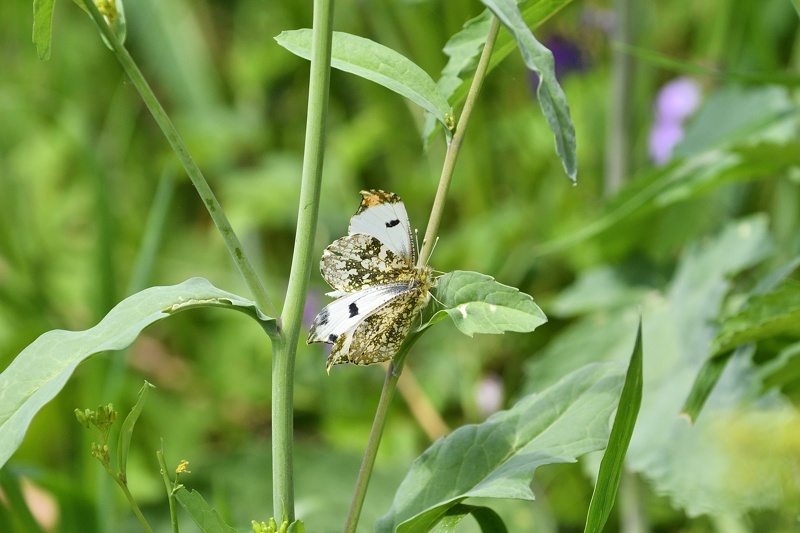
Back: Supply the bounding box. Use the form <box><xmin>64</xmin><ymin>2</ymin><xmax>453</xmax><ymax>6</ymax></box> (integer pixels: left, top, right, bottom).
<box><xmin>79</xmin><ymin>0</ymin><xmax>277</xmax><ymax>320</ymax></box>
<box><xmin>344</xmin><ymin>16</ymin><xmax>502</xmax><ymax>533</ymax></box>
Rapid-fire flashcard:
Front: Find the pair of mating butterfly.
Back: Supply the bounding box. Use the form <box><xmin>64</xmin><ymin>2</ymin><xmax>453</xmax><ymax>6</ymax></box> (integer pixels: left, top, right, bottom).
<box><xmin>307</xmin><ymin>190</ymin><xmax>435</xmax><ymax>371</ymax></box>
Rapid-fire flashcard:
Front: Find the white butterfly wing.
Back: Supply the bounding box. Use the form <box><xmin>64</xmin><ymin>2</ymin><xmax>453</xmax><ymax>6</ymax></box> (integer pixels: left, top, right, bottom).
<box><xmin>348</xmin><ymin>190</ymin><xmax>414</xmax><ymax>263</ymax></box>
<box><xmin>307</xmin><ymin>283</ymin><xmax>409</xmax><ymax>345</ymax></box>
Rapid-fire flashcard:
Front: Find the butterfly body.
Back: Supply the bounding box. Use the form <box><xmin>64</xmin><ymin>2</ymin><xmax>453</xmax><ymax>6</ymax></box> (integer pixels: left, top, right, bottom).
<box><xmin>308</xmin><ymin>190</ymin><xmax>433</xmax><ymax>371</ymax></box>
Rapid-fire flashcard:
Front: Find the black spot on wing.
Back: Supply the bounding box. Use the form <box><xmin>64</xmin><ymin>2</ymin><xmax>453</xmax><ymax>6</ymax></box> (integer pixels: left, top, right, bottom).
<box><xmin>328</xmin><ymin>334</ymin><xmax>338</xmax><ymax>342</ymax></box>
<box><xmin>385</xmin><ymin>219</ymin><xmax>400</xmax><ymax>228</ymax></box>
<box><xmin>318</xmin><ymin>307</ymin><xmax>329</xmax><ymax>326</ymax></box>
<box><xmin>349</xmin><ymin>302</ymin><xmax>359</xmax><ymax>318</ymax></box>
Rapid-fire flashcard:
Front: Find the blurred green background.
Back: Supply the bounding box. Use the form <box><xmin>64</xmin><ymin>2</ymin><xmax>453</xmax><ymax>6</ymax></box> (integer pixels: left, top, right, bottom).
<box><xmin>1</xmin><ymin>0</ymin><xmax>799</xmax><ymax>531</ymax></box>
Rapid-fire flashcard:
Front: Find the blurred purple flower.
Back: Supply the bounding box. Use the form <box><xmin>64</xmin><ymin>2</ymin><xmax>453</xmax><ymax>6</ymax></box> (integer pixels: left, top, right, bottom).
<box><xmin>529</xmin><ymin>34</ymin><xmax>588</xmax><ymax>91</ymax></box>
<box><xmin>649</xmin><ymin>77</ymin><xmax>702</xmax><ymax>165</ymax></box>
<box><xmin>655</xmin><ymin>77</ymin><xmax>702</xmax><ymax>123</ymax></box>
<box><xmin>648</xmin><ymin>121</ymin><xmax>685</xmax><ymax>166</ymax></box>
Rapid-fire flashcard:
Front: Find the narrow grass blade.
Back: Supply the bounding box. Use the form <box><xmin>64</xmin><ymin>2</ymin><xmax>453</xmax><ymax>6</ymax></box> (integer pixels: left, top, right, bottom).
<box><xmin>680</xmin><ymin>351</ymin><xmax>734</xmax><ymax>424</ymax></box>
<box><xmin>583</xmin><ymin>318</ymin><xmax>643</xmax><ymax>533</ymax></box>
<box><xmin>117</xmin><ymin>381</ymin><xmax>156</xmax><ymax>480</ymax></box>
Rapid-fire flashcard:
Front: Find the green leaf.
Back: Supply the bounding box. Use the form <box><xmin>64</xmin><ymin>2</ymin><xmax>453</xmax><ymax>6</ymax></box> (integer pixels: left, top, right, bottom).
<box><xmin>376</xmin><ymin>363</ymin><xmax>625</xmax><ymax>533</ymax></box>
<box><xmin>117</xmin><ymin>381</ymin><xmax>155</xmax><ymax>480</ymax></box>
<box><xmin>679</xmin><ymin>350</ymin><xmax>734</xmax><ymax>424</ymax></box>
<box><xmin>710</xmin><ymin>280</ymin><xmax>800</xmax><ymax>357</ymax></box>
<box><xmin>427</xmin><ymin>271</ymin><xmax>547</xmax><ymax>336</ymax></box>
<box><xmin>175</xmin><ymin>487</ymin><xmax>237</xmax><ymax>533</ymax></box>
<box><xmin>584</xmin><ymin>319</ymin><xmax>643</xmax><ymax>533</ymax></box>
<box><xmin>681</xmin><ymin>268</ymin><xmax>800</xmax><ymax>422</ymax></box>
<box><xmin>431</xmin><ymin>504</ymin><xmax>508</xmax><ymax>533</ymax></box>
<box><xmin>424</xmin><ymin>0</ymin><xmax>574</xmax><ymax>146</ymax></box>
<box><xmin>275</xmin><ymin>30</ymin><xmax>452</xmax><ymax>133</ymax></box>
<box><xmin>287</xmin><ymin>520</ymin><xmax>306</xmax><ymax>533</ymax></box>
<box><xmin>0</xmin><ymin>277</ymin><xmax>274</xmax><ymax>469</ymax></box>
<box><xmin>32</xmin><ymin>0</ymin><xmax>56</xmax><ymax>60</ymax></box>
<box><xmin>481</xmin><ymin>0</ymin><xmax>577</xmax><ymax>181</ymax></box>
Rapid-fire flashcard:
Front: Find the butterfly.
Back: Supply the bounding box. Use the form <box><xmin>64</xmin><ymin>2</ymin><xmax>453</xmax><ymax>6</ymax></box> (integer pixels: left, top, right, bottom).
<box><xmin>307</xmin><ymin>190</ymin><xmax>434</xmax><ymax>371</ymax></box>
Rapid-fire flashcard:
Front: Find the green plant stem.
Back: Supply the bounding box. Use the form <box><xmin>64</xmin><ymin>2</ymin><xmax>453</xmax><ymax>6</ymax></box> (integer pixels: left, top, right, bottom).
<box><xmin>344</xmin><ymin>16</ymin><xmax>502</xmax><ymax>533</ymax></box>
<box><xmin>604</xmin><ymin>0</ymin><xmax>634</xmax><ymax>196</ymax></box>
<box><xmin>343</xmin><ymin>333</ymin><xmax>420</xmax><ymax>533</ymax></box>
<box><xmin>418</xmin><ymin>16</ymin><xmax>501</xmax><ymax>268</ymax></box>
<box><xmin>102</xmin><ymin>462</ymin><xmax>153</xmax><ymax>533</ymax></box>
<box><xmin>273</xmin><ymin>0</ymin><xmax>335</xmax><ymax>522</ymax></box>
<box><xmin>157</xmin><ymin>449</ymin><xmax>180</xmax><ymax>533</ymax></box>
<box><xmin>78</xmin><ymin>0</ymin><xmax>277</xmax><ymax>320</ymax></box>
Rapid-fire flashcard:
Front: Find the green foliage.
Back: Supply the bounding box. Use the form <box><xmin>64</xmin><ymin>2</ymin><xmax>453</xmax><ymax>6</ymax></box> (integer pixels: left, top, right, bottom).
<box><xmin>710</xmin><ymin>280</ymin><xmax>800</xmax><ymax>357</ymax></box>
<box><xmin>584</xmin><ymin>319</ymin><xmax>643</xmax><ymax>533</ymax></box>
<box><xmin>377</xmin><ymin>363</ymin><xmax>625</xmax><ymax>533</ymax></box>
<box><xmin>117</xmin><ymin>381</ymin><xmax>155</xmax><ymax>481</ymax></box>
<box><xmin>430</xmin><ymin>504</ymin><xmax>507</xmax><ymax>533</ymax></box>
<box><xmin>5</xmin><ymin>0</ymin><xmax>800</xmax><ymax>530</ymax></box>
<box><xmin>174</xmin><ymin>487</ymin><xmax>237</xmax><ymax>533</ymax></box>
<box><xmin>276</xmin><ymin>30</ymin><xmax>453</xmax><ymax>134</ymax></box>
<box><xmin>426</xmin><ymin>270</ymin><xmax>547</xmax><ymax>335</ymax></box>
<box><xmin>0</xmin><ymin>278</ymin><xmax>270</xmax><ymax>469</ymax></box>
<box><xmin>527</xmin><ymin>216</ymin><xmax>799</xmax><ymax>519</ymax></box>
<box><xmin>32</xmin><ymin>0</ymin><xmax>55</xmax><ymax>60</ymax></box>
<box><xmin>481</xmin><ymin>0</ymin><xmax>577</xmax><ymax>181</ymax></box>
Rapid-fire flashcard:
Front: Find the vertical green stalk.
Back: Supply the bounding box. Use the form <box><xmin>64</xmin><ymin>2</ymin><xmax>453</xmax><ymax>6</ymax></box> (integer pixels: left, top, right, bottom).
<box><xmin>78</xmin><ymin>0</ymin><xmax>277</xmax><ymax>319</ymax></box>
<box><xmin>157</xmin><ymin>448</ymin><xmax>180</xmax><ymax>533</ymax></box>
<box><xmin>604</xmin><ymin>0</ymin><xmax>634</xmax><ymax>197</ymax></box>
<box><xmin>343</xmin><ymin>17</ymin><xmax>502</xmax><ymax>533</ymax></box>
<box><xmin>273</xmin><ymin>0</ymin><xmax>335</xmax><ymax>522</ymax></box>
<box><xmin>417</xmin><ymin>17</ymin><xmax>501</xmax><ymax>267</ymax></box>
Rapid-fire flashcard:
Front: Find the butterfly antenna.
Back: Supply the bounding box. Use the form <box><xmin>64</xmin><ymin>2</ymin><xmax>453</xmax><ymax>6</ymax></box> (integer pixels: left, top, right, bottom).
<box><xmin>427</xmin><ymin>237</ymin><xmax>440</xmax><ymax>266</ymax></box>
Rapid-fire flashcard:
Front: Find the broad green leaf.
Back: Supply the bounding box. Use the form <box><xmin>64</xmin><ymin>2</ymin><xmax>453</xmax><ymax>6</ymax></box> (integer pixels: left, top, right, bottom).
<box><xmin>376</xmin><ymin>363</ymin><xmax>625</xmax><ymax>533</ymax></box>
<box><xmin>709</xmin><ymin>280</ymin><xmax>800</xmax><ymax>357</ymax></box>
<box><xmin>431</xmin><ymin>504</ymin><xmax>507</xmax><ymax>533</ymax></box>
<box><xmin>481</xmin><ymin>0</ymin><xmax>577</xmax><ymax>181</ymax></box>
<box><xmin>584</xmin><ymin>319</ymin><xmax>643</xmax><ymax>533</ymax></box>
<box><xmin>275</xmin><ymin>30</ymin><xmax>452</xmax><ymax>133</ymax></box>
<box><xmin>175</xmin><ymin>487</ymin><xmax>237</xmax><ymax>533</ymax></box>
<box><xmin>526</xmin><ymin>217</ymin><xmax>799</xmax><ymax>517</ymax></box>
<box><xmin>426</xmin><ymin>270</ymin><xmax>547</xmax><ymax>336</ymax></box>
<box><xmin>0</xmin><ymin>278</ymin><xmax>274</xmax><ymax>469</ymax></box>
<box><xmin>117</xmin><ymin>381</ymin><xmax>155</xmax><ymax>480</ymax></box>
<box><xmin>32</xmin><ymin>0</ymin><xmax>56</xmax><ymax>60</ymax></box>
